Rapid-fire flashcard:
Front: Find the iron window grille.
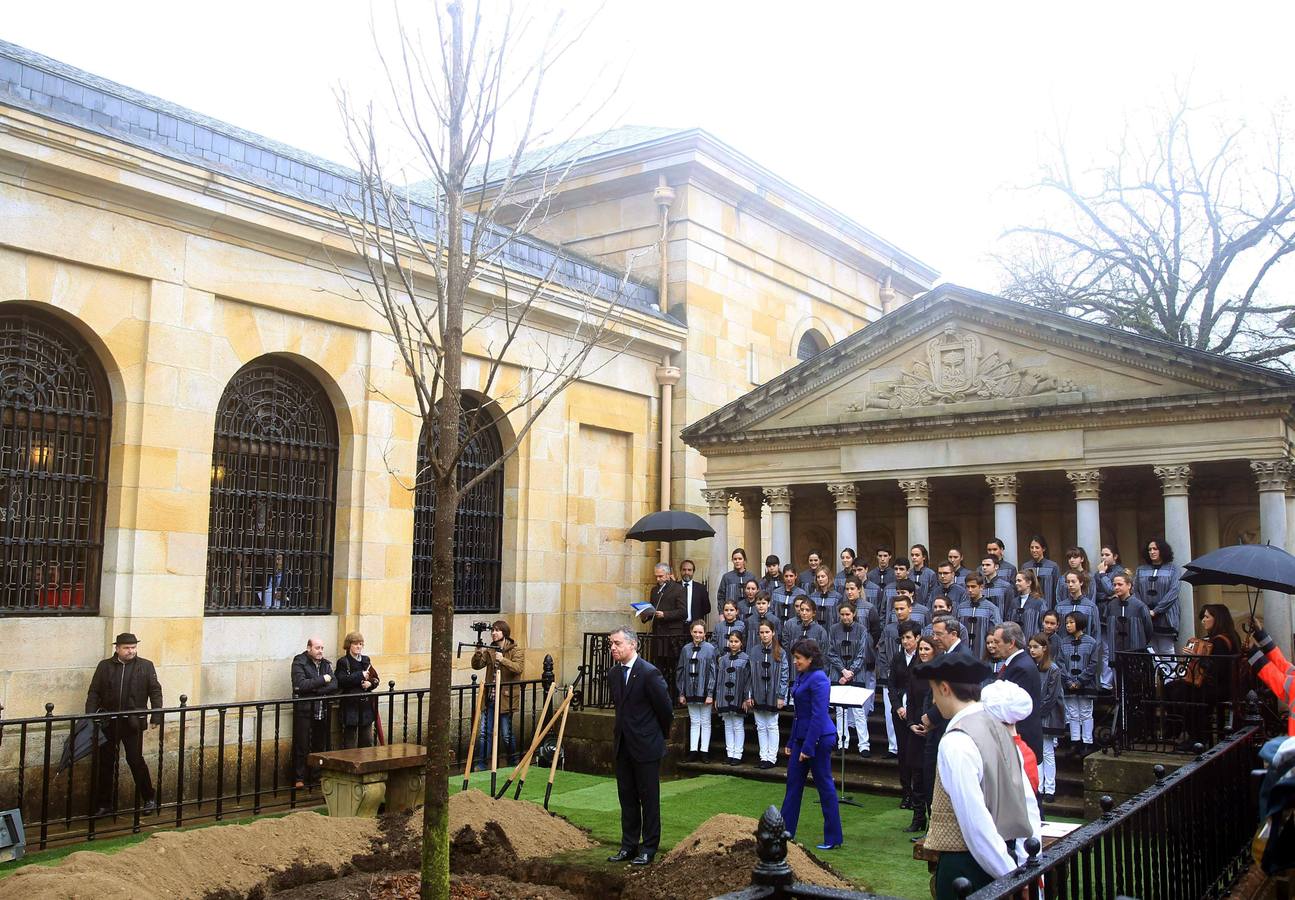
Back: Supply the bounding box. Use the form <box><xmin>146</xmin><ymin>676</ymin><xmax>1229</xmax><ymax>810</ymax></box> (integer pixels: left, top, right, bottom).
<box><xmin>203</xmin><ymin>359</ymin><xmax>338</xmax><ymax>615</ymax></box>
<box><xmin>0</xmin><ymin>308</ymin><xmax>111</xmax><ymax>616</ymax></box>
<box><xmin>412</xmin><ymin>397</ymin><xmax>504</xmax><ymax>614</ymax></box>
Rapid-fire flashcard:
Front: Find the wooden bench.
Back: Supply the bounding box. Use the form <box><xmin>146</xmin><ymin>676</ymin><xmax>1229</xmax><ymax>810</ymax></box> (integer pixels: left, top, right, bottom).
<box><xmin>308</xmin><ymin>743</ymin><xmax>427</xmax><ymax>817</ymax></box>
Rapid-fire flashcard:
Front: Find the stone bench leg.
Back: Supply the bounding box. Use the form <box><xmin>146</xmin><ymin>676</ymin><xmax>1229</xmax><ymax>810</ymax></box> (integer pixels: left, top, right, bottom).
<box><xmin>386</xmin><ymin>768</ymin><xmax>426</xmax><ymax>813</ymax></box>
<box><xmin>320</xmin><ymin>770</ymin><xmax>387</xmax><ymax>817</ymax></box>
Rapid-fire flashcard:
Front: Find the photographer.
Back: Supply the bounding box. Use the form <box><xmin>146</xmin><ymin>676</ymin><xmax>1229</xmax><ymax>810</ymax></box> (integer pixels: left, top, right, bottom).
<box><xmin>471</xmin><ymin>619</ymin><xmax>524</xmax><ymax>768</ymax></box>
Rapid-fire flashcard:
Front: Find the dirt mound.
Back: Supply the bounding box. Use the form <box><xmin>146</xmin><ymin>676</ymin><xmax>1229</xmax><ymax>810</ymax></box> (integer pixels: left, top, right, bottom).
<box><xmin>448</xmin><ymin>789</ymin><xmax>594</xmax><ymax>871</ymax></box>
<box><xmin>0</xmin><ymin>812</ymin><xmax>376</xmax><ymax>900</ymax></box>
<box><xmin>0</xmin><ymin>792</ymin><xmax>590</xmax><ymax>900</ymax></box>
<box><xmin>622</xmin><ymin>813</ymin><xmax>852</xmax><ymax>900</ymax></box>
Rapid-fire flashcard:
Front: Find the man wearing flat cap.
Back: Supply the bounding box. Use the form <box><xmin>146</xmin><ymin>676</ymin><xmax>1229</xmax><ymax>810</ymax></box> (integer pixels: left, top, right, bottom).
<box><xmin>85</xmin><ymin>632</ymin><xmax>165</xmax><ymax>817</ymax></box>
<box><xmin>914</xmin><ymin>653</ymin><xmax>1040</xmax><ymax>898</ymax></box>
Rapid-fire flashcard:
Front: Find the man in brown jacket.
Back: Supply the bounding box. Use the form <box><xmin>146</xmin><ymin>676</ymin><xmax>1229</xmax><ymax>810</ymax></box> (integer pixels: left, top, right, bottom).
<box><xmin>472</xmin><ymin>619</ymin><xmax>524</xmax><ymax>767</ymax></box>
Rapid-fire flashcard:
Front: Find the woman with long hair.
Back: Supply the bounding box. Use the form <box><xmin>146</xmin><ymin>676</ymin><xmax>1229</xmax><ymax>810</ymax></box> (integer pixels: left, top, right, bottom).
<box><xmin>1009</xmin><ymin>570</ymin><xmax>1045</xmax><ymax>640</ymax></box>
<box><xmin>1029</xmin><ymin>633</ymin><xmax>1066</xmax><ymax>804</ymax></box>
<box><xmin>915</xmin><ymin>633</ymin><xmax>944</xmax><ymax>838</ymax></box>
<box><xmin>471</xmin><ymin>619</ymin><xmax>524</xmax><ymax>768</ymax></box>
<box><xmin>1060</xmin><ymin>547</ymin><xmax>1096</xmax><ymax>606</ymax></box>
<box><xmin>780</xmin><ymin>639</ymin><xmax>843</xmax><ymax>851</ymax></box>
<box><xmin>1021</xmin><ymin>535</ymin><xmax>1062</xmax><ymax>612</ymax></box>
<box><xmin>1095</xmin><ymin>544</ymin><xmax>1124</xmax><ymax>605</ymax></box>
<box><xmin>1138</xmin><ymin>538</ymin><xmax>1181</xmax><ymax>656</ymax></box>
<box><xmin>1171</xmin><ymin>604</ymin><xmax>1242</xmax><ymax>747</ymax></box>
<box><xmin>749</xmin><ymin>620</ymin><xmax>789</xmax><ymax>768</ymax></box>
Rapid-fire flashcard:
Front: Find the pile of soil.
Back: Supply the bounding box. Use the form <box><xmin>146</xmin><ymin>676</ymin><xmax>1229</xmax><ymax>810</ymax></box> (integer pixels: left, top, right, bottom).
<box><xmin>0</xmin><ymin>791</ymin><xmax>591</xmax><ymax>899</ymax></box>
<box><xmin>272</xmin><ymin>870</ymin><xmax>581</xmax><ymax>900</ymax></box>
<box><xmin>448</xmin><ymin>789</ymin><xmax>594</xmax><ymax>868</ymax></box>
<box><xmin>621</xmin><ymin>814</ymin><xmax>853</xmax><ymax>900</ymax></box>
<box><xmin>0</xmin><ymin>812</ymin><xmax>376</xmax><ymax>900</ymax></box>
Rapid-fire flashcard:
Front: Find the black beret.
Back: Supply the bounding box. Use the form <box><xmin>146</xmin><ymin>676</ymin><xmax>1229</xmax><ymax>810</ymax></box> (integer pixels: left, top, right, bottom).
<box><xmin>912</xmin><ymin>652</ymin><xmax>991</xmax><ymax>683</ymax></box>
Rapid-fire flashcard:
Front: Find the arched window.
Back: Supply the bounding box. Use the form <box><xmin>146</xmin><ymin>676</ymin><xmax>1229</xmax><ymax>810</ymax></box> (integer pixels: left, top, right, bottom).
<box><xmin>204</xmin><ymin>359</ymin><xmax>338</xmax><ymax>614</ymax></box>
<box><xmin>412</xmin><ymin>397</ymin><xmax>504</xmax><ymax>614</ymax></box>
<box><xmin>0</xmin><ymin>307</ymin><xmax>111</xmax><ymax>615</ymax></box>
<box><xmin>796</xmin><ymin>329</ymin><xmax>828</xmax><ymax>362</ymax></box>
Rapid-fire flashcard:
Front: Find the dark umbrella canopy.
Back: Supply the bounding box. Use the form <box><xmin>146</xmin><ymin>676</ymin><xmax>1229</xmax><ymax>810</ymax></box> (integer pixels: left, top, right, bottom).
<box><xmin>57</xmin><ymin>718</ymin><xmax>108</xmax><ymax>774</ymax></box>
<box><xmin>626</xmin><ymin>510</ymin><xmax>715</xmax><ymax>543</ymax></box>
<box><xmin>1183</xmin><ymin>543</ymin><xmax>1295</xmax><ymax>594</ymax></box>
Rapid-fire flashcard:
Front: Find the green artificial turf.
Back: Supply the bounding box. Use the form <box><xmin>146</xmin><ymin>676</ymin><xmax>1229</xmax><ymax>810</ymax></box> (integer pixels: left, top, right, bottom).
<box><xmin>458</xmin><ymin>768</ymin><xmax>934</xmax><ymax>899</ymax></box>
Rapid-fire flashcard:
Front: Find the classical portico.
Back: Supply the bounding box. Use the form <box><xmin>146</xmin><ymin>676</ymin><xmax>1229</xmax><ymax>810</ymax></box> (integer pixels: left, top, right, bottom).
<box><xmin>683</xmin><ymin>286</ymin><xmax>1295</xmax><ymax>654</ymax></box>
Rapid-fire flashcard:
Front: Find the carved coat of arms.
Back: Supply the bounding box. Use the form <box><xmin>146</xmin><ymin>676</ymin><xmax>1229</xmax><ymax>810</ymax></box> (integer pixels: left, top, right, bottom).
<box><xmin>868</xmin><ymin>326</ymin><xmax>1068</xmax><ymax>410</ymax></box>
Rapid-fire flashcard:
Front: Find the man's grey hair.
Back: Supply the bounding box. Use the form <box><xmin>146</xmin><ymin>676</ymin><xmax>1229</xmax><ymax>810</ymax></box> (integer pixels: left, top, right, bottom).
<box><xmin>994</xmin><ymin>621</ymin><xmax>1025</xmax><ymax>649</ymax></box>
<box><xmin>609</xmin><ymin>625</ymin><xmax>638</xmax><ymax>645</ymax></box>
<box><xmin>654</xmin><ymin>562</ymin><xmax>671</xmax><ymax>575</ymax></box>
<box><xmin>931</xmin><ymin>615</ymin><xmax>958</xmax><ymax>634</ymax></box>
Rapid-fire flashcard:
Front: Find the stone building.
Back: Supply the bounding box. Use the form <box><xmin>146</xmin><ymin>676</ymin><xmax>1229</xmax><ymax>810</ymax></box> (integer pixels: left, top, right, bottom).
<box><xmin>683</xmin><ymin>284</ymin><xmax>1295</xmax><ymax>653</ymax></box>
<box><xmin>0</xmin><ymin>40</ymin><xmax>931</xmax><ymax>717</ymax></box>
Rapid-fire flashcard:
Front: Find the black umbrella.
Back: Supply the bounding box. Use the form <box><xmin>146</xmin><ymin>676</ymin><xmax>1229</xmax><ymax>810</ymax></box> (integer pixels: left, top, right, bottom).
<box><xmin>625</xmin><ymin>509</ymin><xmax>715</xmax><ymax>542</ymax></box>
<box><xmin>57</xmin><ymin>717</ymin><xmax>108</xmax><ymax>775</ymax></box>
<box><xmin>1183</xmin><ymin>543</ymin><xmax>1295</xmax><ymax>594</ymax></box>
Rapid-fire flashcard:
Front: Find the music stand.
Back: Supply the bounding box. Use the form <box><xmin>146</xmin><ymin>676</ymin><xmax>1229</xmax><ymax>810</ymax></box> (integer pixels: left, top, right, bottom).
<box><xmin>819</xmin><ymin>684</ymin><xmax>873</xmax><ymax>810</ymax></box>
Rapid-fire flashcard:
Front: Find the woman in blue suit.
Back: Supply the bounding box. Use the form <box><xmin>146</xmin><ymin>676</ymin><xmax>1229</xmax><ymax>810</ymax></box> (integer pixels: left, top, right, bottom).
<box><xmin>780</xmin><ymin>638</ymin><xmax>844</xmax><ymax>850</ymax></box>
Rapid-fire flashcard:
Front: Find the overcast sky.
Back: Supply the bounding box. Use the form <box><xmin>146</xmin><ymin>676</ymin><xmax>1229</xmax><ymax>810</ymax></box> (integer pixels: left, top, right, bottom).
<box><xmin>6</xmin><ymin>1</ymin><xmax>1293</xmax><ymax>288</ymax></box>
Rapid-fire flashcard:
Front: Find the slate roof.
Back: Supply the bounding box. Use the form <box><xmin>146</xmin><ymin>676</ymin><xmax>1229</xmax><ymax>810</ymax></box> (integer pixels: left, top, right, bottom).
<box><xmin>0</xmin><ymin>39</ymin><xmax>663</xmax><ymax>318</ymax></box>
<box><xmin>682</xmin><ymin>283</ymin><xmax>1295</xmax><ymax>446</ymax></box>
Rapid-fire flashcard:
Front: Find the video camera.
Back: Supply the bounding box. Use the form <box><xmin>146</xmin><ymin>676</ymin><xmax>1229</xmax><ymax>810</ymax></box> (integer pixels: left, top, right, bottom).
<box><xmin>456</xmin><ymin>621</ymin><xmax>494</xmax><ymax>658</ymax></box>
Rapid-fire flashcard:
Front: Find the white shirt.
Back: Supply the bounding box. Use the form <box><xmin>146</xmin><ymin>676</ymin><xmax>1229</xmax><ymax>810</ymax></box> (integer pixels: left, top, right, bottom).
<box><xmin>901</xmin><ymin>650</ymin><xmax>917</xmax><ymax>709</ymax></box>
<box><xmin>621</xmin><ymin>653</ymin><xmax>638</xmax><ymax>684</ymax></box>
<box><xmin>1003</xmin><ymin>648</ymin><xmax>1025</xmax><ymax>667</ymax></box>
<box><xmin>937</xmin><ymin>702</ymin><xmax>1043</xmax><ymax>878</ymax></box>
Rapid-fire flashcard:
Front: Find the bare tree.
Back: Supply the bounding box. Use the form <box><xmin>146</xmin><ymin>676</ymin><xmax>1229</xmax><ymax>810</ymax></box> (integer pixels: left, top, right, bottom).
<box><xmin>998</xmin><ymin>95</ymin><xmax>1295</xmax><ymax>370</ymax></box>
<box><xmin>331</xmin><ymin>4</ymin><xmax>633</xmax><ymax>898</ymax></box>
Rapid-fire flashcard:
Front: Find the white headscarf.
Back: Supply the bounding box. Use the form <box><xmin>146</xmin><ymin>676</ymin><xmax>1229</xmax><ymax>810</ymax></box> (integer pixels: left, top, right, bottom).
<box><xmin>980</xmin><ymin>679</ymin><xmax>1033</xmax><ymax>725</ymax></box>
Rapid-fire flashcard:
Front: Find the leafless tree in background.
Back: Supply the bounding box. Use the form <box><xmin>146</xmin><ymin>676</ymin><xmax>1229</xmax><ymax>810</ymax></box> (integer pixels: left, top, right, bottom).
<box><xmin>331</xmin><ymin>3</ymin><xmax>630</xmax><ymax>897</ymax></box>
<box><xmin>998</xmin><ymin>94</ymin><xmax>1295</xmax><ymax>370</ymax></box>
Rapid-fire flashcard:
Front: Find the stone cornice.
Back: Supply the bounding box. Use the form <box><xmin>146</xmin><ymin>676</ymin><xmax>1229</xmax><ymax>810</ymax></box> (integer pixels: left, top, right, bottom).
<box><xmin>687</xmin><ymin>387</ymin><xmax>1295</xmax><ymax>456</ymax></box>
<box><xmin>682</xmin><ymin>286</ymin><xmax>1295</xmax><ymax>446</ymax></box>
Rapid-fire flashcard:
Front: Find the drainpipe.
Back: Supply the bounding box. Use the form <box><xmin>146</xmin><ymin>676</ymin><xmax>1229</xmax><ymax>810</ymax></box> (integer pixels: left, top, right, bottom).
<box><xmin>655</xmin><ymin>363</ymin><xmax>681</xmax><ymax>565</ymax></box>
<box><xmin>653</xmin><ymin>175</ymin><xmax>679</xmax><ymax>566</ymax></box>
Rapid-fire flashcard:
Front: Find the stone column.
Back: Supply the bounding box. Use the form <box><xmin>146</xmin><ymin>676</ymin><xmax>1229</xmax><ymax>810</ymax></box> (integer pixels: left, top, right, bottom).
<box><xmin>1287</xmin><ymin>483</ymin><xmax>1295</xmax><ymax>556</ymax></box>
<box><xmin>899</xmin><ymin>479</ymin><xmax>930</xmax><ymax>550</ymax></box>
<box><xmin>735</xmin><ymin>489</ymin><xmax>764</xmax><ymax>563</ymax></box>
<box><xmin>1195</xmin><ymin>488</ymin><xmax>1222</xmax><ymax>605</ymax></box>
<box><xmin>1253</xmin><ymin>460</ymin><xmax>1293</xmax><ymax>656</ymax></box>
<box><xmin>702</xmin><ymin>488</ymin><xmax>731</xmax><ymax>599</ymax></box>
<box><xmin>1153</xmin><ymin>465</ymin><xmax>1194</xmax><ymax>637</ymax></box>
<box><xmin>827</xmin><ymin>482</ymin><xmax>859</xmax><ymax>565</ymax></box>
<box><xmin>766</xmin><ymin>487</ymin><xmax>794</xmax><ymax>568</ymax></box>
<box><xmin>1066</xmin><ymin>469</ymin><xmax>1104</xmax><ymax>558</ymax></box>
<box><xmin>986</xmin><ymin>474</ymin><xmax>1019</xmax><ymax>567</ymax></box>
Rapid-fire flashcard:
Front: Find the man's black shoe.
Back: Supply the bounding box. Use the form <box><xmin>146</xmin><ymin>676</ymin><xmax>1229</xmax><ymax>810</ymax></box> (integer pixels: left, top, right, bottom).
<box><xmin>886</xmin><ymin>750</ymin><xmax>898</xmax><ymax>759</ymax></box>
<box><xmin>859</xmin><ymin>748</ymin><xmax>873</xmax><ymax>758</ymax></box>
<box><xmin>630</xmin><ymin>853</ymin><xmax>653</xmax><ymax>866</ymax></box>
<box><xmin>139</xmin><ymin>798</ymin><xmax>158</xmax><ymax>816</ymax></box>
<box><xmin>607</xmin><ymin>849</ymin><xmax>634</xmax><ymax>863</ymax></box>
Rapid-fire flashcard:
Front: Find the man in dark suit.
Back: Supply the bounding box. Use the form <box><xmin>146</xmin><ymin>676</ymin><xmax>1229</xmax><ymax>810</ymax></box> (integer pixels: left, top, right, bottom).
<box><xmin>675</xmin><ymin>559</ymin><xmax>711</xmax><ymax>629</ymax></box>
<box><xmin>992</xmin><ymin>622</ymin><xmax>1043</xmax><ymax>763</ymax></box>
<box><xmin>607</xmin><ymin>625</ymin><xmax>675</xmax><ymax>866</ymax></box>
<box><xmin>648</xmin><ymin>562</ymin><xmax>689</xmax><ymax>637</ymax></box>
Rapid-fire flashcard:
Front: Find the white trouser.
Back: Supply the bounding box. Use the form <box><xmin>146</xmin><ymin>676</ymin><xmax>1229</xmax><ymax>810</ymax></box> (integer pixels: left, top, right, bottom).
<box><xmin>882</xmin><ymin>687</ymin><xmax>898</xmax><ymax>753</ymax></box>
<box><xmin>753</xmin><ymin>709</ymin><xmax>780</xmax><ymax>762</ymax></box>
<box><xmin>1040</xmin><ymin>736</ymin><xmax>1058</xmax><ymax>795</ymax></box>
<box><xmin>834</xmin><ymin>705</ymin><xmax>868</xmax><ymax>751</ymax></box>
<box><xmin>1065</xmin><ymin>696</ymin><xmax>1094</xmax><ymax>743</ymax></box>
<box><xmin>721</xmin><ymin>712</ymin><xmax>746</xmax><ymax>759</ymax></box>
<box><xmin>686</xmin><ymin>702</ymin><xmax>712</xmax><ymax>753</ymax></box>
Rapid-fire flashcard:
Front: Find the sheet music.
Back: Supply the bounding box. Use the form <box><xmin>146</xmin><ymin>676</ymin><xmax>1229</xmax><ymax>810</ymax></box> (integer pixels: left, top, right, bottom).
<box><xmin>828</xmin><ymin>685</ymin><xmax>874</xmax><ymax>708</ymax></box>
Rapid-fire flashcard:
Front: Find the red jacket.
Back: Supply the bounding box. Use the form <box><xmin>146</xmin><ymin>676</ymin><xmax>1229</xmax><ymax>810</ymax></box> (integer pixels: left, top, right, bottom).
<box><xmin>1249</xmin><ymin>629</ymin><xmax>1295</xmax><ymax>736</ymax></box>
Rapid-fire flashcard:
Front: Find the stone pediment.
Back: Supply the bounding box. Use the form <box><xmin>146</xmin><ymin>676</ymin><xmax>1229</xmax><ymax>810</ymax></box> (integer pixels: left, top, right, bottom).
<box><xmin>683</xmin><ymin>285</ymin><xmax>1295</xmax><ymax>444</ymax></box>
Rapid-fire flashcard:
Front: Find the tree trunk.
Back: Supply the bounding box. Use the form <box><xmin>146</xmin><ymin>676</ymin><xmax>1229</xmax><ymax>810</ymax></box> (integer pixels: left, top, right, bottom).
<box><xmin>421</xmin><ymin>4</ymin><xmax>468</xmax><ymax>900</ymax></box>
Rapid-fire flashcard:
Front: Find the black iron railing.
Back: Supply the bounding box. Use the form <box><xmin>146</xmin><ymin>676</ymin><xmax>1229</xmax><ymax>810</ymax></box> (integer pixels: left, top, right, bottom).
<box><xmin>0</xmin><ymin>671</ymin><xmax>553</xmax><ymax>850</ymax></box>
<box><xmin>965</xmin><ymin>716</ymin><xmax>1263</xmax><ymax>899</ymax></box>
<box><xmin>579</xmin><ymin>630</ymin><xmax>692</xmax><ymax>708</ymax></box>
<box><xmin>1111</xmin><ymin>650</ymin><xmax>1252</xmax><ymax>754</ymax></box>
